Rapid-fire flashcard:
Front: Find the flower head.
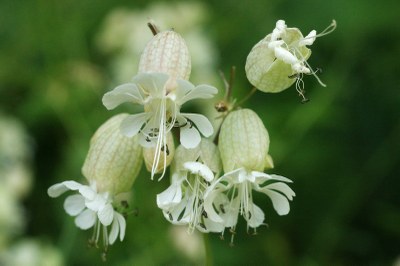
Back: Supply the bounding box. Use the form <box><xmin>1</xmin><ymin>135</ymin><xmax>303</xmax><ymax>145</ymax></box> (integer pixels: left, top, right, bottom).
<box><xmin>157</xmin><ymin>139</ymin><xmax>224</xmax><ymax>233</ymax></box>
<box><xmin>102</xmin><ymin>72</ymin><xmax>217</xmax><ymax>179</ymax></box>
<box><xmin>245</xmin><ymin>19</ymin><xmax>336</xmax><ymax>101</ymax></box>
<box><xmin>204</xmin><ymin>109</ymin><xmax>295</xmax><ymax>242</ymax></box>
<box><xmin>102</xmin><ymin>28</ymin><xmax>218</xmax><ymax>179</ymax></box>
<box><xmin>48</xmin><ymin>114</ymin><xmax>142</xmax><ymax>252</ymax></box>
<box><xmin>48</xmin><ymin>181</ymin><xmax>126</xmax><ymax>247</ymax></box>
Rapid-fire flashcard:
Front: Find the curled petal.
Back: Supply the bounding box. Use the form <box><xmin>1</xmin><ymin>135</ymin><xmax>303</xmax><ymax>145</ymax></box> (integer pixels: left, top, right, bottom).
<box><xmin>157</xmin><ymin>182</ymin><xmax>183</xmax><ymax>210</ymax></box>
<box><xmin>264</xmin><ymin>182</ymin><xmax>296</xmax><ymax>200</ymax></box>
<box><xmin>184</xmin><ymin>162</ymin><xmax>214</xmax><ymax>182</ymax></box>
<box><xmin>203</xmin><ymin>191</ymin><xmax>224</xmax><ymax>223</ymax></box>
<box><xmin>108</xmin><ymin>216</ymin><xmax>119</xmax><ymax>245</ymax></box>
<box><xmin>63</xmin><ymin>194</ymin><xmax>85</xmax><ymax>216</ymax></box>
<box><xmin>102</xmin><ymin>83</ymin><xmax>144</xmax><ymax>110</ymax></box>
<box><xmin>47</xmin><ymin>181</ymin><xmax>83</xmax><ymax>198</ymax></box>
<box><xmin>251</xmin><ymin>171</ymin><xmax>293</xmax><ymax>184</ymax></box>
<box><xmin>246</xmin><ymin>203</ymin><xmax>265</xmax><ymax>228</ymax></box>
<box><xmin>75</xmin><ymin>209</ymin><xmax>96</xmax><ymax>230</ymax></box>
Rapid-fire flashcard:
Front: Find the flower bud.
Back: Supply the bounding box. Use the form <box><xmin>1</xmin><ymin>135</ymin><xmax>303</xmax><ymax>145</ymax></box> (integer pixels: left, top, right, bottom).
<box><xmin>245</xmin><ymin>25</ymin><xmax>311</xmax><ymax>93</ymax></box>
<box><xmin>218</xmin><ymin>109</ymin><xmax>270</xmax><ymax>172</ymax></box>
<box><xmin>143</xmin><ymin>132</ymin><xmax>175</xmax><ymax>174</ymax></box>
<box><xmin>173</xmin><ymin>138</ymin><xmax>221</xmax><ymax>174</ymax></box>
<box><xmin>82</xmin><ymin>114</ymin><xmax>143</xmax><ymax>195</ymax></box>
<box><xmin>138</xmin><ymin>30</ymin><xmax>191</xmax><ymax>81</ymax></box>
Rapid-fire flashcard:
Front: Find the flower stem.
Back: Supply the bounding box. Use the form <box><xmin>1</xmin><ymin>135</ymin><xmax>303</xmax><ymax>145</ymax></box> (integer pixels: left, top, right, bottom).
<box><xmin>203</xmin><ymin>233</ymin><xmax>213</xmax><ymax>266</ymax></box>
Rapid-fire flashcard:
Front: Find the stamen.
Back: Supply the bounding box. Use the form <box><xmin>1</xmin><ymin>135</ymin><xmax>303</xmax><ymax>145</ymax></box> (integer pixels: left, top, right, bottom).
<box><xmin>299</xmin><ymin>20</ymin><xmax>337</xmax><ymax>43</ymax></box>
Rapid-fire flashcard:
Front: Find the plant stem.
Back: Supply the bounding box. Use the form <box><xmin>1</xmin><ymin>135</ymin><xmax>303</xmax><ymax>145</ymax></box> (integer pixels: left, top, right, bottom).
<box><xmin>203</xmin><ymin>233</ymin><xmax>213</xmax><ymax>266</ymax></box>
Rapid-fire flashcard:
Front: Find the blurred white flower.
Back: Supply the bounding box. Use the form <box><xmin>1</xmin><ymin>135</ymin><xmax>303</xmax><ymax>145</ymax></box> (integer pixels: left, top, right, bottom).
<box><xmin>48</xmin><ymin>181</ymin><xmax>126</xmax><ymax>247</ymax></box>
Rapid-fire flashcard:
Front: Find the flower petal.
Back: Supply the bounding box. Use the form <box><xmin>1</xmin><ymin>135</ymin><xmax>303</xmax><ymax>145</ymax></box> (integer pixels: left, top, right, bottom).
<box><xmin>176</xmin><ymin>80</ymin><xmax>218</xmax><ymax>105</ymax></box>
<box><xmin>63</xmin><ymin>194</ymin><xmax>85</xmax><ymax>216</ymax></box>
<box><xmin>79</xmin><ymin>185</ymin><xmax>97</xmax><ymax>200</ymax></box>
<box><xmin>133</xmin><ymin>72</ymin><xmax>169</xmax><ymax>96</ymax></box>
<box><xmin>74</xmin><ymin>209</ymin><xmax>96</xmax><ymax>230</ymax></box>
<box><xmin>183</xmin><ymin>113</ymin><xmax>214</xmax><ymax>137</ymax></box>
<box><xmin>184</xmin><ymin>162</ymin><xmax>214</xmax><ymax>182</ymax></box>
<box><xmin>203</xmin><ymin>191</ymin><xmax>224</xmax><ymax>223</ymax></box>
<box><xmin>108</xmin><ymin>212</ymin><xmax>126</xmax><ymax>244</ymax></box>
<box><xmin>116</xmin><ymin>212</ymin><xmax>126</xmax><ymax>241</ymax></box>
<box><xmin>180</xmin><ymin>124</ymin><xmax>201</xmax><ymax>149</ymax></box>
<box><xmin>246</xmin><ymin>203</ymin><xmax>265</xmax><ymax>228</ymax></box>
<box><xmin>264</xmin><ymin>182</ymin><xmax>296</xmax><ymax>200</ymax></box>
<box><xmin>251</xmin><ymin>171</ymin><xmax>293</xmax><ymax>183</ymax></box>
<box><xmin>261</xmin><ymin>188</ymin><xmax>291</xmax><ymax>215</ymax></box>
<box><xmin>47</xmin><ymin>181</ymin><xmax>83</xmax><ymax>198</ymax></box>
<box><xmin>108</xmin><ymin>217</ymin><xmax>119</xmax><ymax>245</ymax></box>
<box><xmin>98</xmin><ymin>203</ymin><xmax>114</xmax><ymax>226</ymax></box>
<box><xmin>156</xmin><ymin>182</ymin><xmax>182</xmax><ymax>209</ymax></box>
<box><xmin>102</xmin><ymin>83</ymin><xmax>144</xmax><ymax>110</ymax></box>
<box><xmin>120</xmin><ymin>113</ymin><xmax>148</xmax><ymax>137</ymax></box>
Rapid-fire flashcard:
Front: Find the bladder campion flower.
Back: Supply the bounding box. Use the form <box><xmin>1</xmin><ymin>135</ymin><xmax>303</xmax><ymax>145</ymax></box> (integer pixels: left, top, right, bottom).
<box><xmin>48</xmin><ymin>114</ymin><xmax>142</xmax><ymax>252</ymax></box>
<box><xmin>204</xmin><ymin>109</ymin><xmax>295</xmax><ymax>243</ymax></box>
<box><xmin>102</xmin><ymin>30</ymin><xmax>218</xmax><ymax>179</ymax></box>
<box><xmin>245</xmin><ymin>19</ymin><xmax>336</xmax><ymax>101</ymax></box>
<box><xmin>157</xmin><ymin>139</ymin><xmax>224</xmax><ymax>233</ymax></box>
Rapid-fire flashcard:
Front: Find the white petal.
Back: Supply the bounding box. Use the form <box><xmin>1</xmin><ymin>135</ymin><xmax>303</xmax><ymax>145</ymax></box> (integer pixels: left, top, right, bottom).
<box><xmin>47</xmin><ymin>180</ymin><xmax>83</xmax><ymax>198</ymax></box>
<box><xmin>264</xmin><ymin>182</ymin><xmax>296</xmax><ymax>200</ymax></box>
<box><xmin>78</xmin><ymin>185</ymin><xmax>97</xmax><ymax>200</ymax></box>
<box><xmin>108</xmin><ymin>217</ymin><xmax>119</xmax><ymax>245</ymax></box>
<box><xmin>85</xmin><ymin>195</ymin><xmax>106</xmax><ymax>211</ymax></box>
<box><xmin>299</xmin><ymin>30</ymin><xmax>317</xmax><ymax>46</ymax></box>
<box><xmin>246</xmin><ymin>203</ymin><xmax>265</xmax><ymax>228</ymax></box>
<box><xmin>221</xmin><ymin>197</ymin><xmax>240</xmax><ymax>228</ymax></box>
<box><xmin>251</xmin><ymin>171</ymin><xmax>293</xmax><ymax>183</ymax></box>
<box><xmin>116</xmin><ymin>212</ymin><xmax>126</xmax><ymax>241</ymax></box>
<box><xmin>203</xmin><ymin>191</ymin><xmax>224</xmax><ymax>223</ymax></box>
<box><xmin>63</xmin><ymin>194</ymin><xmax>85</xmax><ymax>216</ymax></box>
<box><xmin>75</xmin><ymin>209</ymin><xmax>96</xmax><ymax>230</ymax></box>
<box><xmin>202</xmin><ymin>218</ymin><xmax>224</xmax><ymax>233</ymax></box>
<box><xmin>120</xmin><ymin>113</ymin><xmax>148</xmax><ymax>137</ymax></box>
<box><xmin>108</xmin><ymin>212</ymin><xmax>126</xmax><ymax>244</ymax></box>
<box><xmin>98</xmin><ymin>203</ymin><xmax>114</xmax><ymax>226</ymax></box>
<box><xmin>133</xmin><ymin>72</ymin><xmax>169</xmax><ymax>96</ymax></box>
<box><xmin>274</xmin><ymin>46</ymin><xmax>299</xmax><ymax>65</ymax></box>
<box><xmin>180</xmin><ymin>124</ymin><xmax>201</xmax><ymax>149</ymax></box>
<box><xmin>262</xmin><ymin>189</ymin><xmax>291</xmax><ymax>215</ymax></box>
<box><xmin>184</xmin><ymin>162</ymin><xmax>214</xmax><ymax>182</ymax></box>
<box><xmin>156</xmin><ymin>183</ymin><xmax>182</xmax><ymax>209</ymax></box>
<box><xmin>177</xmin><ymin>80</ymin><xmax>218</xmax><ymax>105</ymax></box>
<box><xmin>183</xmin><ymin>113</ymin><xmax>214</xmax><ymax>137</ymax></box>
<box><xmin>102</xmin><ymin>83</ymin><xmax>144</xmax><ymax>110</ymax></box>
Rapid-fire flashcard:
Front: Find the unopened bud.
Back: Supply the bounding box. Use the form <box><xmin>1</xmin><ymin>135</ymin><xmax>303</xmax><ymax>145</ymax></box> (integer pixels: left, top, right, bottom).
<box><xmin>138</xmin><ymin>30</ymin><xmax>191</xmax><ymax>81</ymax></box>
<box><xmin>219</xmin><ymin>109</ymin><xmax>270</xmax><ymax>172</ymax></box>
<box><xmin>82</xmin><ymin>114</ymin><xmax>143</xmax><ymax>195</ymax></box>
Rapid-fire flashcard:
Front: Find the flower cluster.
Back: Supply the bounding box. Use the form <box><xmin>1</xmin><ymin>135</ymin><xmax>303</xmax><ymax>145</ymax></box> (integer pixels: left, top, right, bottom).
<box><xmin>48</xmin><ymin>19</ymin><xmax>334</xmax><ymax>254</ymax></box>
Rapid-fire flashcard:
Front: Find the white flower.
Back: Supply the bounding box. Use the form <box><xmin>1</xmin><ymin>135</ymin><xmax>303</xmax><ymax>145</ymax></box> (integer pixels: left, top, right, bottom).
<box><xmin>204</xmin><ymin>168</ymin><xmax>295</xmax><ymax>242</ymax></box>
<box><xmin>157</xmin><ymin>162</ymin><xmax>224</xmax><ymax>233</ymax></box>
<box><xmin>245</xmin><ymin>19</ymin><xmax>336</xmax><ymax>98</ymax></box>
<box><xmin>102</xmin><ymin>72</ymin><xmax>217</xmax><ymax>178</ymax></box>
<box><xmin>47</xmin><ymin>180</ymin><xmax>126</xmax><ymax>247</ymax></box>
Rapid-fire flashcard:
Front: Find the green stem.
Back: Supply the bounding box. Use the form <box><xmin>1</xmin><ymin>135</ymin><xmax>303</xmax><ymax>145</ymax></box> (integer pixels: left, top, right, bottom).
<box><xmin>203</xmin><ymin>233</ymin><xmax>213</xmax><ymax>266</ymax></box>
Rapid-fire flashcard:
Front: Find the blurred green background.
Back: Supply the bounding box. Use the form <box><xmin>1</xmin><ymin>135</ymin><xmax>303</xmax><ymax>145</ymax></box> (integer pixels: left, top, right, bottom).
<box><xmin>1</xmin><ymin>0</ymin><xmax>399</xmax><ymax>265</ymax></box>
